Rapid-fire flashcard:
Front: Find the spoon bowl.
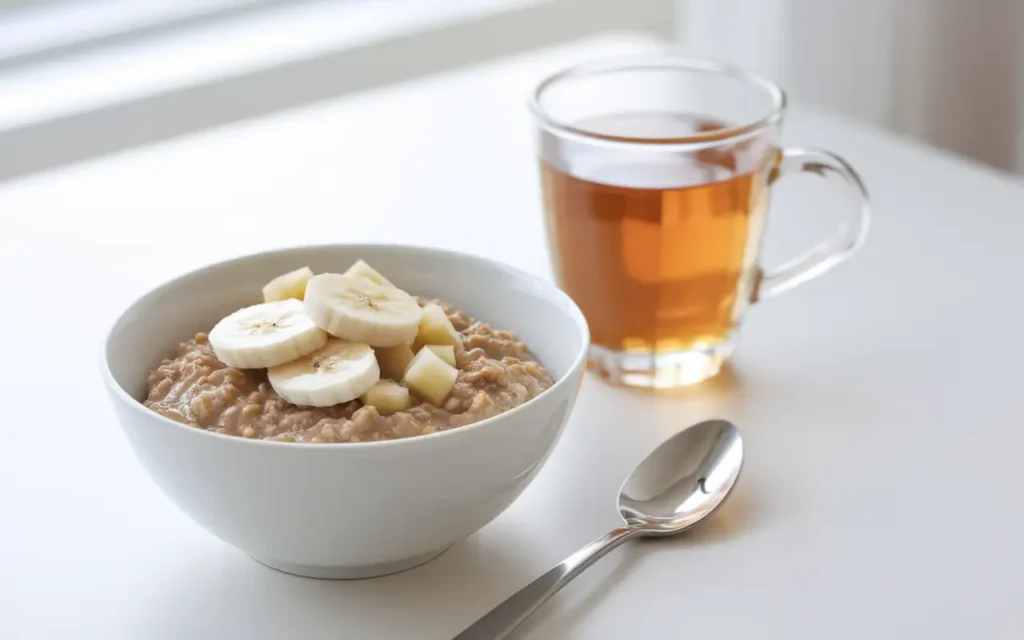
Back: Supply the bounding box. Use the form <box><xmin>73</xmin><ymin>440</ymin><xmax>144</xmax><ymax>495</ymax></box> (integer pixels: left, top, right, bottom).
<box><xmin>619</xmin><ymin>418</ymin><xmax>743</xmax><ymax>534</ymax></box>
<box><xmin>457</xmin><ymin>419</ymin><xmax>744</xmax><ymax>639</ymax></box>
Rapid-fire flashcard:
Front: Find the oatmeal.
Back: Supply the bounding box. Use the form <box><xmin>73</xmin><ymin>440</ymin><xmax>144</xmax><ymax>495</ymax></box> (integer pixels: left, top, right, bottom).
<box><xmin>144</xmin><ymin>300</ymin><xmax>553</xmax><ymax>443</ymax></box>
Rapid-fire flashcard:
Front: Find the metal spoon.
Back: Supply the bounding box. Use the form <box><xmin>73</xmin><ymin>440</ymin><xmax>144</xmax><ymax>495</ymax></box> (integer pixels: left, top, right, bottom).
<box><xmin>455</xmin><ymin>419</ymin><xmax>744</xmax><ymax>640</ymax></box>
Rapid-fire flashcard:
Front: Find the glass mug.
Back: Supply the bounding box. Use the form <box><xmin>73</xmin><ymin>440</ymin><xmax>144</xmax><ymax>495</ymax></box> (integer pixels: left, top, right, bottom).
<box><xmin>530</xmin><ymin>55</ymin><xmax>870</xmax><ymax>389</ymax></box>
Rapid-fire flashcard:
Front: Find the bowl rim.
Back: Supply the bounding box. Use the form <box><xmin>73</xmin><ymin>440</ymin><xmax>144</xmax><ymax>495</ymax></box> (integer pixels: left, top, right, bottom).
<box><xmin>100</xmin><ymin>243</ymin><xmax>590</xmax><ymax>450</ymax></box>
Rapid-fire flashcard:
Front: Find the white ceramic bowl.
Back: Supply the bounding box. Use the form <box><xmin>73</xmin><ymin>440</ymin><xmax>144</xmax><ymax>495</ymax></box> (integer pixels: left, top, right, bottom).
<box><xmin>102</xmin><ymin>245</ymin><xmax>589</xmax><ymax>579</ymax></box>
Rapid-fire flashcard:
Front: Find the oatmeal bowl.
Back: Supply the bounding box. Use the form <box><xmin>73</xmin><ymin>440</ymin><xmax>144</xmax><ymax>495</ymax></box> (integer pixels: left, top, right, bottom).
<box><xmin>102</xmin><ymin>244</ymin><xmax>588</xmax><ymax>579</ymax></box>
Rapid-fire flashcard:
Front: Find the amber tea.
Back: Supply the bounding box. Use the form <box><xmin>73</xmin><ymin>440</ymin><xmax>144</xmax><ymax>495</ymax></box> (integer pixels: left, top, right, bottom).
<box><xmin>541</xmin><ymin>112</ymin><xmax>770</xmax><ymax>364</ymax></box>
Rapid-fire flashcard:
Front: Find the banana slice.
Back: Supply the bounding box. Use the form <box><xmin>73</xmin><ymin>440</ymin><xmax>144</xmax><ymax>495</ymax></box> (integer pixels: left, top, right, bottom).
<box><xmin>361</xmin><ymin>380</ymin><xmax>411</xmax><ymax>414</ymax></box>
<box><xmin>209</xmin><ymin>299</ymin><xmax>327</xmax><ymax>369</ymax></box>
<box><xmin>404</xmin><ymin>346</ymin><xmax>458</xmax><ymax>406</ymax></box>
<box><xmin>304</xmin><ymin>274</ymin><xmax>422</xmax><ymax>347</ymax></box>
<box><xmin>343</xmin><ymin>259</ymin><xmax>393</xmax><ymax>287</ymax></box>
<box><xmin>263</xmin><ymin>266</ymin><xmax>314</xmax><ymax>302</ymax></box>
<box><xmin>268</xmin><ymin>338</ymin><xmax>379</xmax><ymax>407</ymax></box>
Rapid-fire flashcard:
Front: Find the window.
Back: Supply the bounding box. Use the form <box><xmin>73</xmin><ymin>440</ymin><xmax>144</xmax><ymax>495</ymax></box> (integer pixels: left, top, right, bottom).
<box><xmin>0</xmin><ymin>0</ymin><xmax>285</xmax><ymax>63</ymax></box>
<box><xmin>0</xmin><ymin>0</ymin><xmax>675</xmax><ymax>181</ymax></box>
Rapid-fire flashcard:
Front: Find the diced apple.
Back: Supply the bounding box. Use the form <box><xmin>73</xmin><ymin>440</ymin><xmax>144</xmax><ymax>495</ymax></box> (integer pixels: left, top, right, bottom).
<box><xmin>375</xmin><ymin>343</ymin><xmax>415</xmax><ymax>381</ymax></box>
<box><xmin>404</xmin><ymin>346</ymin><xmax>458</xmax><ymax>406</ymax></box>
<box><xmin>361</xmin><ymin>380</ymin><xmax>411</xmax><ymax>414</ymax></box>
<box><xmin>424</xmin><ymin>344</ymin><xmax>456</xmax><ymax>367</ymax></box>
<box><xmin>415</xmin><ymin>303</ymin><xmax>462</xmax><ymax>350</ymax></box>
<box><xmin>344</xmin><ymin>259</ymin><xmax>393</xmax><ymax>287</ymax></box>
<box><xmin>262</xmin><ymin>266</ymin><xmax>315</xmax><ymax>302</ymax></box>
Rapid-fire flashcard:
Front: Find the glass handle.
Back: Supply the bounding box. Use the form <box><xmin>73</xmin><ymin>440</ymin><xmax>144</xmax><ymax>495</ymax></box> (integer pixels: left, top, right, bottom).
<box><xmin>756</xmin><ymin>148</ymin><xmax>871</xmax><ymax>301</ymax></box>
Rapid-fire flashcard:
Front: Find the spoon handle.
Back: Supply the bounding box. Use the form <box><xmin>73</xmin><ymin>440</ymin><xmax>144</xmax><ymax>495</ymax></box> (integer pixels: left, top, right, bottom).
<box><xmin>454</xmin><ymin>526</ymin><xmax>639</xmax><ymax>640</ymax></box>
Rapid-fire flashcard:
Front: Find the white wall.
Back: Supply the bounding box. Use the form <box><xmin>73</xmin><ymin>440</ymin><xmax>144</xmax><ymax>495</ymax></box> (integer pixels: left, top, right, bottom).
<box><xmin>678</xmin><ymin>0</ymin><xmax>1024</xmax><ymax>172</ymax></box>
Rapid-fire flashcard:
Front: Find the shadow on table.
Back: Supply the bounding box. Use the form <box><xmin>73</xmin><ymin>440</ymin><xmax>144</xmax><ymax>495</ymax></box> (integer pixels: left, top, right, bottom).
<box><xmin>129</xmin><ymin>492</ymin><xmax>760</xmax><ymax>640</ymax></box>
<box><xmin>130</xmin><ymin>493</ymin><xmax>758</xmax><ymax>639</ymax></box>
<box><xmin>129</xmin><ymin>527</ymin><xmax>555</xmax><ymax>640</ymax></box>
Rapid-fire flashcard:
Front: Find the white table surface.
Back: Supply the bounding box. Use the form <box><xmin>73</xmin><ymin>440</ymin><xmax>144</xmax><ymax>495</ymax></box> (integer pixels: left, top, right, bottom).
<box><xmin>3</xmin><ymin>34</ymin><xmax>1023</xmax><ymax>640</ymax></box>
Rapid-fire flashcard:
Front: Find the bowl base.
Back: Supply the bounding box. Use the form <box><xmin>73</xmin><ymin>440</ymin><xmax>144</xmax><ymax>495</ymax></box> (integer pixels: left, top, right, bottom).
<box><xmin>250</xmin><ymin>546</ymin><xmax>450</xmax><ymax>580</ymax></box>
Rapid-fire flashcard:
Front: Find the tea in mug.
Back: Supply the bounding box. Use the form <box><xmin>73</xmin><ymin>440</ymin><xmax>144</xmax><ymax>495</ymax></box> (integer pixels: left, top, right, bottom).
<box><xmin>540</xmin><ymin>112</ymin><xmax>771</xmax><ymax>357</ymax></box>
